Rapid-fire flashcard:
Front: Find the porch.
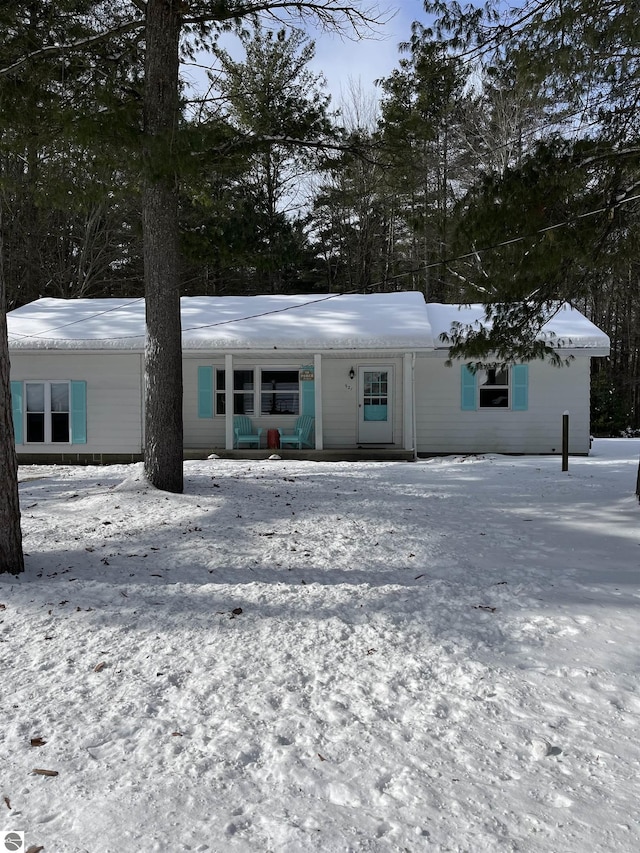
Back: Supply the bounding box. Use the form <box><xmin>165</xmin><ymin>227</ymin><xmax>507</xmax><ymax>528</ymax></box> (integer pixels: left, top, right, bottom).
<box><xmin>185</xmin><ymin>448</ymin><xmax>416</xmax><ymax>462</ymax></box>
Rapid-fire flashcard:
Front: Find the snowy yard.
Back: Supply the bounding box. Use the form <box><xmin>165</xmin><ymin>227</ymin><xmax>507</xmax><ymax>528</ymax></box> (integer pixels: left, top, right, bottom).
<box><xmin>2</xmin><ymin>439</ymin><xmax>639</xmax><ymax>853</ymax></box>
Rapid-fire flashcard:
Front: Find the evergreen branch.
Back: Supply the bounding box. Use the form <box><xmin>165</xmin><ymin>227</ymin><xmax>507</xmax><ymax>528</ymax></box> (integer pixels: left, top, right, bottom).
<box><xmin>0</xmin><ymin>19</ymin><xmax>146</xmax><ymax>78</ymax></box>
<box><xmin>575</xmin><ymin>148</ymin><xmax>640</xmax><ymax>169</ymax></box>
<box><xmin>250</xmin><ymin>133</ymin><xmax>378</xmax><ymax>161</ymax></box>
<box><xmin>195</xmin><ymin>124</ymin><xmax>380</xmax><ymax>165</ymax></box>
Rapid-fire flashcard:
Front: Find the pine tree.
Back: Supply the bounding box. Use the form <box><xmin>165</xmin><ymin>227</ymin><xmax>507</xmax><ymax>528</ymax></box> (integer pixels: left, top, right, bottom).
<box><xmin>0</xmin><ymin>0</ymin><xmax>383</xmax><ymax>569</ymax></box>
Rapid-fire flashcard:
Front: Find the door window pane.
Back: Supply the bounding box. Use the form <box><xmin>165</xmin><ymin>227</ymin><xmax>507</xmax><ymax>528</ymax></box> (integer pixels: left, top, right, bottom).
<box><xmin>364</xmin><ymin>404</ymin><xmax>388</xmax><ymax>421</ymax></box>
<box><xmin>363</xmin><ymin>371</ymin><xmax>389</xmax><ymax>422</ymax></box>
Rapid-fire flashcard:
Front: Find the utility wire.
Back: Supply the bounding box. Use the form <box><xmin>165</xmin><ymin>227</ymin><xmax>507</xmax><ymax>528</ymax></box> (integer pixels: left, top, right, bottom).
<box><xmin>7</xmin><ymin>297</ymin><xmax>145</xmax><ymax>340</ymax></box>
<box><xmin>8</xmin><ymin>193</ymin><xmax>640</xmax><ymax>344</ymax></box>
<box><xmin>377</xmin><ymin>192</ymin><xmax>640</xmax><ymax>287</ymax></box>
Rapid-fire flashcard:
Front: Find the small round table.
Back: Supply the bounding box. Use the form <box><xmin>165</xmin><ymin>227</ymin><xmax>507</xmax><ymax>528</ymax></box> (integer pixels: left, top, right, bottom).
<box><xmin>267</xmin><ymin>428</ymin><xmax>280</xmax><ymax>449</ymax></box>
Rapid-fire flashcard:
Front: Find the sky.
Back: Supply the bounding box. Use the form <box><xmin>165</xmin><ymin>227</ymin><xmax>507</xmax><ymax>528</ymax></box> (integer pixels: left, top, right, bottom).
<box><xmin>309</xmin><ymin>1</ymin><xmax>422</xmax><ymax>109</ymax></box>
<box><xmin>2</xmin><ymin>438</ymin><xmax>639</xmax><ymax>852</ymax></box>
<box><xmin>183</xmin><ymin>1</ymin><xmax>423</xmax><ymax>117</ymax></box>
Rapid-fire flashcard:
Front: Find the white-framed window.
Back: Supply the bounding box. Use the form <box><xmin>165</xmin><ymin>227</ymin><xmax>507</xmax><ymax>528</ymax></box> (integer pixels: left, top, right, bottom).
<box><xmin>25</xmin><ymin>381</ymin><xmax>71</xmax><ymax>442</ymax></box>
<box><xmin>215</xmin><ymin>368</ymin><xmax>255</xmax><ymax>415</ymax></box>
<box><xmin>478</xmin><ymin>367</ymin><xmax>510</xmax><ymax>408</ymax></box>
<box><xmin>214</xmin><ymin>368</ymin><xmax>300</xmax><ymax>416</ymax></box>
<box><xmin>461</xmin><ymin>364</ymin><xmax>528</xmax><ymax>412</ymax></box>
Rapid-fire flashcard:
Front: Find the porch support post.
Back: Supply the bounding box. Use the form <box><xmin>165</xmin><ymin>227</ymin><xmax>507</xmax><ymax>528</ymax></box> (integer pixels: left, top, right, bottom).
<box><xmin>314</xmin><ymin>353</ymin><xmax>323</xmax><ymax>450</ymax></box>
<box><xmin>403</xmin><ymin>352</ymin><xmax>415</xmax><ymax>453</ymax></box>
<box><xmin>225</xmin><ymin>353</ymin><xmax>234</xmax><ymax>450</ymax></box>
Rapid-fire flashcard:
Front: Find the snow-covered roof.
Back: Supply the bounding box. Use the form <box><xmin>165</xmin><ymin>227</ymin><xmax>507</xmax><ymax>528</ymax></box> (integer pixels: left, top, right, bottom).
<box><xmin>426</xmin><ymin>302</ymin><xmax>610</xmax><ymax>350</ymax></box>
<box><xmin>7</xmin><ymin>293</ymin><xmax>436</xmax><ymax>352</ymax></box>
<box><xmin>7</xmin><ymin>294</ymin><xmax>609</xmax><ymax>354</ymax></box>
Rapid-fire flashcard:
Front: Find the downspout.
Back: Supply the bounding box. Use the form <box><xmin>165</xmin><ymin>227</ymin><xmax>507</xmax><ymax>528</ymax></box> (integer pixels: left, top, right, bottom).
<box><xmin>412</xmin><ymin>352</ymin><xmax>417</xmax><ymax>460</ymax></box>
<box><xmin>403</xmin><ymin>351</ymin><xmax>417</xmax><ymax>458</ymax></box>
<box><xmin>314</xmin><ymin>353</ymin><xmax>323</xmax><ymax>450</ymax></box>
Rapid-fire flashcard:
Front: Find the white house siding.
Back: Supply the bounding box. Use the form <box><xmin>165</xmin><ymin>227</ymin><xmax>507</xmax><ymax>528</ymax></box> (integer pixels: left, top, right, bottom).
<box><xmin>10</xmin><ymin>351</ymin><xmax>143</xmax><ymax>455</ymax></box>
<box><xmin>320</xmin><ymin>356</ymin><xmax>405</xmax><ymax>449</ymax></box>
<box><xmin>415</xmin><ymin>354</ymin><xmax>592</xmax><ymax>455</ymax></box>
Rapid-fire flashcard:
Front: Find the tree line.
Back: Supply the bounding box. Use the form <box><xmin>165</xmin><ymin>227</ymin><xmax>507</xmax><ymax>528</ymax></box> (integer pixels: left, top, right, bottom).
<box><xmin>1</xmin><ymin>0</ymin><xmax>638</xmax><ymax>572</ymax></box>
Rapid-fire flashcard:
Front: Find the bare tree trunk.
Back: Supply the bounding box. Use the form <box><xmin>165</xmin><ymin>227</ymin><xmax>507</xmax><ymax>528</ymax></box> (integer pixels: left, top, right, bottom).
<box><xmin>0</xmin><ymin>201</ymin><xmax>24</xmax><ymax>574</ymax></box>
<box><xmin>142</xmin><ymin>0</ymin><xmax>183</xmax><ymax>493</ymax></box>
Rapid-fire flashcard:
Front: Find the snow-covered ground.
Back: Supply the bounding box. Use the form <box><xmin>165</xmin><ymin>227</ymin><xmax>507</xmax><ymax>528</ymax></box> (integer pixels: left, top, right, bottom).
<box><xmin>2</xmin><ymin>439</ymin><xmax>639</xmax><ymax>853</ymax></box>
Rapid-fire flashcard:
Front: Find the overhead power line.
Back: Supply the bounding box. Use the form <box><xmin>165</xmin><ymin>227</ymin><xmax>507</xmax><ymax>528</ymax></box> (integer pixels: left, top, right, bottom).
<box><xmin>7</xmin><ymin>192</ymin><xmax>639</xmax><ymax>344</ymax></box>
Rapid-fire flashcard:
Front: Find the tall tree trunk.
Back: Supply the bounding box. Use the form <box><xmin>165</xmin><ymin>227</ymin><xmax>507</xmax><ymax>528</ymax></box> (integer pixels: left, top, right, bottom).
<box><xmin>0</xmin><ymin>201</ymin><xmax>24</xmax><ymax>574</ymax></box>
<box><xmin>142</xmin><ymin>0</ymin><xmax>183</xmax><ymax>493</ymax></box>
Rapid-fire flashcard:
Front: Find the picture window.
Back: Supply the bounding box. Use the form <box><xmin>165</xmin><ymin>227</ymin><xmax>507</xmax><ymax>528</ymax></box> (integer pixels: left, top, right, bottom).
<box><xmin>215</xmin><ymin>368</ymin><xmax>300</xmax><ymax>416</ymax></box>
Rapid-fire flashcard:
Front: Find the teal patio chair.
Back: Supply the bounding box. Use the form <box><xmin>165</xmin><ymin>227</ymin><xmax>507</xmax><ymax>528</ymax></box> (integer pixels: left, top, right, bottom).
<box><xmin>278</xmin><ymin>415</ymin><xmax>315</xmax><ymax>450</ymax></box>
<box><xmin>234</xmin><ymin>416</ymin><xmax>263</xmax><ymax>449</ymax></box>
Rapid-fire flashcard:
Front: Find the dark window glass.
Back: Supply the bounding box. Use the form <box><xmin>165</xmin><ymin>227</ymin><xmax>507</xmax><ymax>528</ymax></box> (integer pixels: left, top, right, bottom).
<box><xmin>479</xmin><ymin>368</ymin><xmax>509</xmax><ymax>408</ymax></box>
<box><xmin>215</xmin><ymin>369</ymin><xmax>226</xmax><ymax>415</ymax></box>
<box><xmin>51</xmin><ymin>413</ymin><xmax>70</xmax><ymax>442</ymax></box>
<box><xmin>27</xmin><ymin>413</ymin><xmax>45</xmax><ymax>442</ymax></box>
<box><xmin>233</xmin><ymin>370</ymin><xmax>254</xmax><ymax>391</ymax></box>
<box><xmin>215</xmin><ymin>369</ymin><xmax>255</xmax><ymax>414</ymax></box>
<box><xmin>479</xmin><ymin>388</ymin><xmax>509</xmax><ymax>408</ymax></box>
<box><xmin>234</xmin><ymin>370</ymin><xmax>254</xmax><ymax>415</ymax></box>
<box><xmin>26</xmin><ymin>383</ymin><xmax>45</xmax><ymax>442</ymax></box>
<box><xmin>260</xmin><ymin>370</ymin><xmax>299</xmax><ymax>415</ymax></box>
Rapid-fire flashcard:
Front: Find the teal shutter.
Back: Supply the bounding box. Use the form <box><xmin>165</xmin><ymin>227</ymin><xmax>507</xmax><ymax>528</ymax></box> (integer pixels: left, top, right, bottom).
<box><xmin>10</xmin><ymin>381</ymin><xmax>23</xmax><ymax>444</ymax></box>
<box><xmin>197</xmin><ymin>366</ymin><xmax>214</xmax><ymax>418</ymax></box>
<box><xmin>461</xmin><ymin>365</ymin><xmax>477</xmax><ymax>411</ymax></box>
<box><xmin>511</xmin><ymin>365</ymin><xmax>529</xmax><ymax>411</ymax></box>
<box><xmin>300</xmin><ymin>366</ymin><xmax>315</xmax><ymax>416</ymax></box>
<box><xmin>70</xmin><ymin>381</ymin><xmax>87</xmax><ymax>444</ymax></box>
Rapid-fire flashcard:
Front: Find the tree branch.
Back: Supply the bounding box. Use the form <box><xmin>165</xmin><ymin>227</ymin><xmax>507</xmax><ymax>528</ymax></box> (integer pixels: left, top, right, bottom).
<box><xmin>0</xmin><ymin>19</ymin><xmax>146</xmax><ymax>78</ymax></box>
<box><xmin>183</xmin><ymin>0</ymin><xmax>384</xmax><ymax>38</ymax></box>
<box><xmin>198</xmin><ymin>126</ymin><xmax>381</xmax><ymax>166</ymax></box>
